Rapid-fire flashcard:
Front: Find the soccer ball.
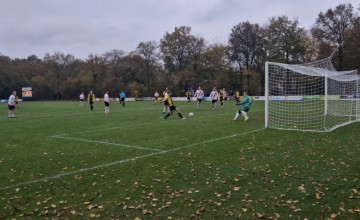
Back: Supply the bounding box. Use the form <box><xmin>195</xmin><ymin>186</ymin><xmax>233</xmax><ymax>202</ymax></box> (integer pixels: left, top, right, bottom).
<box><xmin>188</xmin><ymin>112</ymin><xmax>194</xmax><ymax>117</ymax></box>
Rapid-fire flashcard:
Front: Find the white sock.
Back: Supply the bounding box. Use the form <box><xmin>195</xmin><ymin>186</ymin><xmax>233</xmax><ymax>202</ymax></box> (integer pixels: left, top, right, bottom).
<box><xmin>234</xmin><ymin>112</ymin><xmax>239</xmax><ymax>120</ymax></box>
<box><xmin>241</xmin><ymin>111</ymin><xmax>248</xmax><ymax>118</ymax></box>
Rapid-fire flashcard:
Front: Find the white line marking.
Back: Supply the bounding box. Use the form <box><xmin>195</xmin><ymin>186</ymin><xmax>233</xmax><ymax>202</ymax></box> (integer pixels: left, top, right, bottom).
<box><xmin>68</xmin><ymin>122</ymin><xmax>156</xmax><ymax>135</ymax></box>
<box><xmin>0</xmin><ymin>128</ymin><xmax>265</xmax><ymax>191</ymax></box>
<box><xmin>50</xmin><ymin>136</ymin><xmax>162</xmax><ymax>152</ymax></box>
<box><xmin>52</xmin><ymin>110</ymin><xmax>264</xmax><ymax>135</ymax></box>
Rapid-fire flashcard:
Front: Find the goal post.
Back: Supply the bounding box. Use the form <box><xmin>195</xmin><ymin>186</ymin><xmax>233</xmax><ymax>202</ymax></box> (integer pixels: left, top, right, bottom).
<box><xmin>265</xmin><ymin>58</ymin><xmax>360</xmax><ymax>132</ymax></box>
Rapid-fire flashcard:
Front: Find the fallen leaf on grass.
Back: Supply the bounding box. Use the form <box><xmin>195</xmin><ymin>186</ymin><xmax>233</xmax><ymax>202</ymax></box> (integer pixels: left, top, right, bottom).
<box><xmin>233</xmin><ymin>186</ymin><xmax>241</xmax><ymax>191</ymax></box>
<box><xmin>330</xmin><ymin>213</ymin><xmax>337</xmax><ymax>219</ymax></box>
<box><xmin>142</xmin><ymin>209</ymin><xmax>152</xmax><ymax>215</ymax></box>
<box><xmin>255</xmin><ymin>213</ymin><xmax>265</xmax><ymax>218</ymax></box>
<box><xmin>298</xmin><ymin>184</ymin><xmax>306</xmax><ymax>193</ymax></box>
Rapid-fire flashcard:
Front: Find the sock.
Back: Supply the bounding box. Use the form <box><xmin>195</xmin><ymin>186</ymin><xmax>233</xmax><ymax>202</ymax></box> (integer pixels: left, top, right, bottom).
<box><xmin>234</xmin><ymin>112</ymin><xmax>239</xmax><ymax>120</ymax></box>
<box><xmin>91</xmin><ymin>105</ymin><xmax>93</xmax><ymax>111</ymax></box>
<box><xmin>164</xmin><ymin>113</ymin><xmax>171</xmax><ymax>118</ymax></box>
<box><xmin>178</xmin><ymin>113</ymin><xmax>183</xmax><ymax>118</ymax></box>
<box><xmin>241</xmin><ymin>111</ymin><xmax>248</xmax><ymax>118</ymax></box>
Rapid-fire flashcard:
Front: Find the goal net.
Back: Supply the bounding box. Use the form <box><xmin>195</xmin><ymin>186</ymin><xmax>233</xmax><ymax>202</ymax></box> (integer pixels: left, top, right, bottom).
<box><xmin>265</xmin><ymin>57</ymin><xmax>360</xmax><ymax>132</ymax></box>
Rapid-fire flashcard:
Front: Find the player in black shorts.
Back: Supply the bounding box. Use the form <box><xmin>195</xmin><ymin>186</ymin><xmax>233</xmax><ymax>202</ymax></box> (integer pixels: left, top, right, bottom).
<box><xmin>163</xmin><ymin>89</ymin><xmax>185</xmax><ymax>119</ymax></box>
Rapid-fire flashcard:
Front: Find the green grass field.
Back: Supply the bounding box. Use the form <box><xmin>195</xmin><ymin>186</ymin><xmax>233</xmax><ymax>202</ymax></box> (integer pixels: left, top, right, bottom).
<box><xmin>1</xmin><ymin>100</ymin><xmax>359</xmax><ymax>219</ymax></box>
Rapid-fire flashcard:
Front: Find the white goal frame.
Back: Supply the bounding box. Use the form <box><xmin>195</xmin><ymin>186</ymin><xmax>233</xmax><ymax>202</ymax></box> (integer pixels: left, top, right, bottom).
<box><xmin>265</xmin><ymin>59</ymin><xmax>360</xmax><ymax>132</ymax></box>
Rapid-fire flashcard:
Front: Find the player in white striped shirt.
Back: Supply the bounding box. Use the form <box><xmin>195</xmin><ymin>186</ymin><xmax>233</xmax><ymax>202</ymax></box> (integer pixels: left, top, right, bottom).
<box><xmin>194</xmin><ymin>86</ymin><xmax>204</xmax><ymax>110</ymax></box>
<box><xmin>209</xmin><ymin>87</ymin><xmax>219</xmax><ymax>110</ymax></box>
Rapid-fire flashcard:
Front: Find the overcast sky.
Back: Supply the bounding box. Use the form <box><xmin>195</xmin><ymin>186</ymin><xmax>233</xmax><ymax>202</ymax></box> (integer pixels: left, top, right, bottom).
<box><xmin>0</xmin><ymin>0</ymin><xmax>359</xmax><ymax>60</ymax></box>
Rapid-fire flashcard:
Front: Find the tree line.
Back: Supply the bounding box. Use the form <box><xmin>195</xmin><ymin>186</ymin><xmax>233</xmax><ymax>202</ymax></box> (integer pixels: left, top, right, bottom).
<box><xmin>0</xmin><ymin>3</ymin><xmax>359</xmax><ymax>100</ymax></box>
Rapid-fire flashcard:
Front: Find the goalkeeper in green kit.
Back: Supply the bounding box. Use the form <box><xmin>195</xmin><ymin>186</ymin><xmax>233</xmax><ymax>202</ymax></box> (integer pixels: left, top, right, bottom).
<box><xmin>233</xmin><ymin>91</ymin><xmax>251</xmax><ymax>121</ymax></box>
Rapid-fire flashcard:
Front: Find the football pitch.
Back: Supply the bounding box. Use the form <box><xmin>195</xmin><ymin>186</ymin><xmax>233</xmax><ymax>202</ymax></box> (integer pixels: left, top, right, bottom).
<box><xmin>0</xmin><ymin>100</ymin><xmax>359</xmax><ymax>219</ymax></box>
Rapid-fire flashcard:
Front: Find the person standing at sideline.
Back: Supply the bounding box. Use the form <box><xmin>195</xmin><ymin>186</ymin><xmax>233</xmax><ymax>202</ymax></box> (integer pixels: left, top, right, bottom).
<box><xmin>119</xmin><ymin>91</ymin><xmax>126</xmax><ymax>107</ymax></box>
<box><xmin>194</xmin><ymin>86</ymin><xmax>204</xmax><ymax>110</ymax></box>
<box><xmin>163</xmin><ymin>89</ymin><xmax>185</xmax><ymax>120</ymax></box>
<box><xmin>8</xmin><ymin>91</ymin><xmax>16</xmax><ymax>118</ymax></box>
<box><xmin>104</xmin><ymin>92</ymin><xmax>110</xmax><ymax>114</ymax></box>
<box><xmin>15</xmin><ymin>94</ymin><xmax>20</xmax><ymax>109</ymax></box>
<box><xmin>209</xmin><ymin>87</ymin><xmax>219</xmax><ymax>110</ymax></box>
<box><xmin>79</xmin><ymin>92</ymin><xmax>85</xmax><ymax>106</ymax></box>
<box><xmin>88</xmin><ymin>90</ymin><xmax>96</xmax><ymax>111</ymax></box>
<box><xmin>219</xmin><ymin>88</ymin><xmax>225</xmax><ymax>107</ymax></box>
<box><xmin>233</xmin><ymin>91</ymin><xmax>251</xmax><ymax>121</ymax></box>
<box><xmin>185</xmin><ymin>89</ymin><xmax>192</xmax><ymax>103</ymax></box>
<box><xmin>235</xmin><ymin>90</ymin><xmax>241</xmax><ymax>104</ymax></box>
<box><xmin>154</xmin><ymin>91</ymin><xmax>159</xmax><ymax>104</ymax></box>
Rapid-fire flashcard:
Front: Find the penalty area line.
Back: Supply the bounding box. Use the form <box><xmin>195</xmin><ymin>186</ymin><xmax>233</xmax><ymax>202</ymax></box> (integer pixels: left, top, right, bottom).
<box><xmin>50</xmin><ymin>135</ymin><xmax>162</xmax><ymax>152</ymax></box>
<box><xmin>0</xmin><ymin>128</ymin><xmax>265</xmax><ymax>191</ymax></box>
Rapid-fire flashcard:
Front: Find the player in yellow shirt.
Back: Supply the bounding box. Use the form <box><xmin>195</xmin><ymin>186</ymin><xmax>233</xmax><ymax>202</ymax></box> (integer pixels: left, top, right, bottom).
<box><xmin>185</xmin><ymin>90</ymin><xmax>192</xmax><ymax>103</ymax></box>
<box><xmin>163</xmin><ymin>89</ymin><xmax>185</xmax><ymax>119</ymax></box>
<box><xmin>87</xmin><ymin>90</ymin><xmax>96</xmax><ymax>111</ymax></box>
<box><xmin>235</xmin><ymin>90</ymin><xmax>240</xmax><ymax>104</ymax></box>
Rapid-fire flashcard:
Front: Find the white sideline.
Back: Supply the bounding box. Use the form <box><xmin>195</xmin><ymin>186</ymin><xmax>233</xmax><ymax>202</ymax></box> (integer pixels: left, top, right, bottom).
<box><xmin>0</xmin><ymin>128</ymin><xmax>265</xmax><ymax>191</ymax></box>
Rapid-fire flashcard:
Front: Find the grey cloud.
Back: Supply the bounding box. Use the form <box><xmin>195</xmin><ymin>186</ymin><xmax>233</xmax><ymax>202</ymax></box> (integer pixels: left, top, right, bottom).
<box><xmin>0</xmin><ymin>0</ymin><xmax>358</xmax><ymax>59</ymax></box>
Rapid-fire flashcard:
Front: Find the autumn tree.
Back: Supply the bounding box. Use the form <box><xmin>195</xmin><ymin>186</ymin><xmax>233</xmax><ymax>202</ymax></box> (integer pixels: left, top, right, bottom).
<box><xmin>11</xmin><ymin>55</ymin><xmax>45</xmax><ymax>100</ymax></box>
<box><xmin>135</xmin><ymin>41</ymin><xmax>160</xmax><ymax>96</ymax></box>
<box><xmin>342</xmin><ymin>20</ymin><xmax>360</xmax><ymax>71</ymax></box>
<box><xmin>200</xmin><ymin>44</ymin><xmax>228</xmax><ymax>92</ymax></box>
<box><xmin>159</xmin><ymin>26</ymin><xmax>206</xmax><ymax>95</ymax></box>
<box><xmin>311</xmin><ymin>3</ymin><xmax>357</xmax><ymax>70</ymax></box>
<box><xmin>228</xmin><ymin>21</ymin><xmax>266</xmax><ymax>94</ymax></box>
<box><xmin>103</xmin><ymin>49</ymin><xmax>126</xmax><ymax>96</ymax></box>
<box><xmin>0</xmin><ymin>55</ymin><xmax>15</xmax><ymax>98</ymax></box>
<box><xmin>160</xmin><ymin>26</ymin><xmax>194</xmax><ymax>72</ymax></box>
<box><xmin>43</xmin><ymin>52</ymin><xmax>77</xmax><ymax>99</ymax></box>
<box><xmin>85</xmin><ymin>54</ymin><xmax>106</xmax><ymax>96</ymax></box>
<box><xmin>185</xmin><ymin>35</ymin><xmax>206</xmax><ymax>91</ymax></box>
<box><xmin>265</xmin><ymin>15</ymin><xmax>308</xmax><ymax>64</ymax></box>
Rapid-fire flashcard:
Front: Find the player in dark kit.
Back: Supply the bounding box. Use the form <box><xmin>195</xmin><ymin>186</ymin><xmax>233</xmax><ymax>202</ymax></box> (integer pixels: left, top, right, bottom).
<box><xmin>87</xmin><ymin>90</ymin><xmax>96</xmax><ymax>111</ymax></box>
<box><xmin>163</xmin><ymin>89</ymin><xmax>185</xmax><ymax>120</ymax></box>
<box><xmin>185</xmin><ymin>90</ymin><xmax>192</xmax><ymax>103</ymax></box>
<box><xmin>219</xmin><ymin>89</ymin><xmax>224</xmax><ymax>107</ymax></box>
